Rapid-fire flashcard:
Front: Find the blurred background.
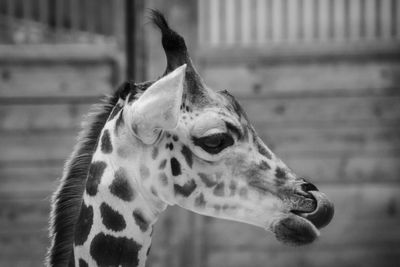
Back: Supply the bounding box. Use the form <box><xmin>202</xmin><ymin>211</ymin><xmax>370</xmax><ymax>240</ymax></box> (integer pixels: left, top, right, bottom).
<box><xmin>0</xmin><ymin>0</ymin><xmax>399</xmax><ymax>266</ymax></box>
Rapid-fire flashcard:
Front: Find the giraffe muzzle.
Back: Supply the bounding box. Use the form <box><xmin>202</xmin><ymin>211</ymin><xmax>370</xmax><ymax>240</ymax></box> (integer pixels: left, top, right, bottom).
<box><xmin>294</xmin><ymin>190</ymin><xmax>334</xmax><ymax>229</ymax></box>
<box><xmin>290</xmin><ymin>181</ymin><xmax>334</xmax><ymax>229</ymax></box>
<box><xmin>272</xmin><ymin>185</ymin><xmax>334</xmax><ymax>246</ymax></box>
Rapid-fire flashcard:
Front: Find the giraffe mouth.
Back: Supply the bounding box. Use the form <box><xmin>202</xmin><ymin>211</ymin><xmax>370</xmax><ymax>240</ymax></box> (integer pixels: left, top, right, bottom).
<box><xmin>290</xmin><ymin>191</ymin><xmax>334</xmax><ymax>229</ymax></box>
<box><xmin>272</xmin><ymin>191</ymin><xmax>334</xmax><ymax>246</ymax></box>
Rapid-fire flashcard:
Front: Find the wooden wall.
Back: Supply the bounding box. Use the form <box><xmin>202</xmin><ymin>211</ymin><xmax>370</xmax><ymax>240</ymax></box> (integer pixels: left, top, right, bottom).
<box><xmin>0</xmin><ymin>46</ymin><xmax>121</xmax><ymax>266</ymax></box>
<box><xmin>197</xmin><ymin>59</ymin><xmax>400</xmax><ymax>267</ymax></box>
<box><xmin>1</xmin><ymin>1</ymin><xmax>400</xmax><ymax>266</ymax></box>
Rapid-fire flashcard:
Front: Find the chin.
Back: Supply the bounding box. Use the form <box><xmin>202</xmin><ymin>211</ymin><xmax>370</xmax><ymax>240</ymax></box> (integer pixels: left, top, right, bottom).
<box><xmin>272</xmin><ymin>214</ymin><xmax>320</xmax><ymax>245</ymax></box>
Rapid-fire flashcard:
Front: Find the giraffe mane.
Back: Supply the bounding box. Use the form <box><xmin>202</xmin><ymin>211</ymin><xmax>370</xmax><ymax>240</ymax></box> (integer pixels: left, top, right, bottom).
<box><xmin>46</xmin><ymin>81</ymin><xmax>152</xmax><ymax>266</ymax></box>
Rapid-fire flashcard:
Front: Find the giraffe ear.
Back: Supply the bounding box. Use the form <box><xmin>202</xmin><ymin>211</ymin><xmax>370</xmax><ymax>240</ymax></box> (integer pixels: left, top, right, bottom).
<box><xmin>129</xmin><ymin>64</ymin><xmax>186</xmax><ymax>144</ymax></box>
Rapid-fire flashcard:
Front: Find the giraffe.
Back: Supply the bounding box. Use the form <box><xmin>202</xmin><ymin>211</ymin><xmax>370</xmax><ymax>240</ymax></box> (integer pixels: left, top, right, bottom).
<box><xmin>47</xmin><ymin>11</ymin><xmax>334</xmax><ymax>267</ymax></box>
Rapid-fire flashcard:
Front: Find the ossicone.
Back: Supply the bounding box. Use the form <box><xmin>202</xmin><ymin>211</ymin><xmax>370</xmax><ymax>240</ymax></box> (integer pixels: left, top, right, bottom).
<box><xmin>149</xmin><ymin>9</ymin><xmax>189</xmax><ymax>73</ymax></box>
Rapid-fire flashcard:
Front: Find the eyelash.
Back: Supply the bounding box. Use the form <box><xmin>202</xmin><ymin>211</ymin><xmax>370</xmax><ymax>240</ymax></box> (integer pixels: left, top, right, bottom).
<box><xmin>192</xmin><ymin>133</ymin><xmax>234</xmax><ymax>154</ymax></box>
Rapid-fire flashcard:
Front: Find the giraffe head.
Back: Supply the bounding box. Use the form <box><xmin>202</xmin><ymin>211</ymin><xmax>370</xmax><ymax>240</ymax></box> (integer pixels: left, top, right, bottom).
<box><xmin>121</xmin><ymin>11</ymin><xmax>334</xmax><ymax>246</ymax></box>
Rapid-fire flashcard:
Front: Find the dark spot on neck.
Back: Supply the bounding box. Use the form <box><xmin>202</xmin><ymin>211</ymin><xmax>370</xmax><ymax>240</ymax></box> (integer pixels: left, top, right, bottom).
<box><xmin>198</xmin><ymin>173</ymin><xmax>217</xmax><ymax>187</ymax></box>
<box><xmin>170</xmin><ymin>157</ymin><xmax>181</xmax><ymax>176</ymax></box>
<box><xmin>86</xmin><ymin>161</ymin><xmax>107</xmax><ymax>196</ymax></box>
<box><xmin>100</xmin><ymin>203</ymin><xmax>126</xmax><ymax>232</ymax></box>
<box><xmin>90</xmin><ymin>233</ymin><xmax>142</xmax><ymax>266</ymax></box>
<box><xmin>172</xmin><ymin>135</ymin><xmax>179</xmax><ymax>141</ymax></box>
<box><xmin>194</xmin><ymin>193</ymin><xmax>206</xmax><ymax>207</ymax></box>
<box><xmin>181</xmin><ymin>145</ymin><xmax>193</xmax><ymax>168</ymax></box>
<box><xmin>159</xmin><ymin>159</ymin><xmax>167</xmax><ymax>170</ymax></box>
<box><xmin>133</xmin><ymin>209</ymin><xmax>149</xmax><ymax>232</ymax></box>
<box><xmin>174</xmin><ymin>180</ymin><xmax>197</xmax><ymax>197</ymax></box>
<box><xmin>109</xmin><ymin>167</ymin><xmax>135</xmax><ymax>201</ymax></box>
<box><xmin>213</xmin><ymin>182</ymin><xmax>225</xmax><ymax>196</ymax></box>
<box><xmin>78</xmin><ymin>258</ymin><xmax>89</xmax><ymax>267</ymax></box>
<box><xmin>74</xmin><ymin>202</ymin><xmax>93</xmax><ymax>246</ymax></box>
<box><xmin>151</xmin><ymin>147</ymin><xmax>159</xmax><ymax>160</ymax></box>
<box><xmin>100</xmin><ymin>129</ymin><xmax>113</xmax><ymax>154</ymax></box>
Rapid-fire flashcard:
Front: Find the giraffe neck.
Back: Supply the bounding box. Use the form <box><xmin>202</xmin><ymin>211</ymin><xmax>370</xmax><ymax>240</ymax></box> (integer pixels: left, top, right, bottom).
<box><xmin>73</xmin><ymin>103</ymin><xmax>167</xmax><ymax>267</ymax></box>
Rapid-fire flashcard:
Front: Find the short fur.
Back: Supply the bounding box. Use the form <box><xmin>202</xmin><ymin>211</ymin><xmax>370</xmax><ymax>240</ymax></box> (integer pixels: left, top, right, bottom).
<box><xmin>46</xmin><ymin>81</ymin><xmax>149</xmax><ymax>266</ymax></box>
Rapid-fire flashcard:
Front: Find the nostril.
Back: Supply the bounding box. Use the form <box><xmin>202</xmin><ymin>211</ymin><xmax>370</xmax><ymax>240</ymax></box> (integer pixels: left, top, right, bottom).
<box><xmin>301</xmin><ymin>183</ymin><xmax>319</xmax><ymax>193</ymax></box>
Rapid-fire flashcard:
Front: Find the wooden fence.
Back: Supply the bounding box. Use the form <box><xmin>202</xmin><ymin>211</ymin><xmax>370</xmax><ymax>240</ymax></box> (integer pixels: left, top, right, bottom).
<box><xmin>0</xmin><ymin>45</ymin><xmax>123</xmax><ymax>266</ymax></box>
<box><xmin>199</xmin><ymin>0</ymin><xmax>400</xmax><ymax>46</ymax></box>
<box><xmin>0</xmin><ymin>0</ymin><xmax>124</xmax><ymax>44</ymax></box>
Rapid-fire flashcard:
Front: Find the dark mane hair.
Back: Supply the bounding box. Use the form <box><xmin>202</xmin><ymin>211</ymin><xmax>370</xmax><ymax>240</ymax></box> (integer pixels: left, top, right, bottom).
<box><xmin>46</xmin><ymin>81</ymin><xmax>144</xmax><ymax>266</ymax></box>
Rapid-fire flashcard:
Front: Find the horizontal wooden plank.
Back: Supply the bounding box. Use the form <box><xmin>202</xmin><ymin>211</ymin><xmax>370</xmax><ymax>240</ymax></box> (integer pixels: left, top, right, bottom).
<box><xmin>205</xmin><ymin>184</ymin><xmax>400</xmax><ymax>250</ymax></box>
<box><xmin>0</xmin><ymin>197</ymin><xmax>51</xmax><ymax>227</ymax></box>
<box><xmin>207</xmin><ymin>245</ymin><xmax>400</xmax><ymax>267</ymax></box>
<box><xmin>0</xmin><ymin>103</ymin><xmax>91</xmax><ymax>131</ymax></box>
<box><xmin>0</xmin><ymin>63</ymin><xmax>113</xmax><ymax>97</ymax></box>
<box><xmin>0</xmin><ymin>131</ymin><xmax>76</xmax><ymax>162</ymax></box>
<box><xmin>284</xmin><ymin>155</ymin><xmax>400</xmax><ymax>183</ymax></box>
<box><xmin>0</xmin><ymin>44</ymin><xmax>122</xmax><ymax>63</ymax></box>
<box><xmin>0</xmin><ymin>165</ymin><xmax>61</xmax><ymax>194</ymax></box>
<box><xmin>0</xmin><ymin>96</ymin><xmax>99</xmax><ymax>105</ymax></box>
<box><xmin>240</xmin><ymin>95</ymin><xmax>400</xmax><ymax>125</ymax></box>
<box><xmin>256</xmin><ymin>125</ymin><xmax>400</xmax><ymax>155</ymax></box>
<box><xmin>203</xmin><ymin>61</ymin><xmax>400</xmax><ymax>95</ymax></box>
<box><xmin>0</xmin><ymin>226</ymin><xmax>49</xmax><ymax>259</ymax></box>
<box><xmin>198</xmin><ymin>42</ymin><xmax>400</xmax><ymax>65</ymax></box>
<box><xmin>0</xmin><ymin>259</ymin><xmax>45</xmax><ymax>267</ymax></box>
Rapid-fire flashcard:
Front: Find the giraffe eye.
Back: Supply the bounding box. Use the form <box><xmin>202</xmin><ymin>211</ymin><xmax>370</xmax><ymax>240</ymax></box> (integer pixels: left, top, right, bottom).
<box><xmin>193</xmin><ymin>133</ymin><xmax>234</xmax><ymax>154</ymax></box>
